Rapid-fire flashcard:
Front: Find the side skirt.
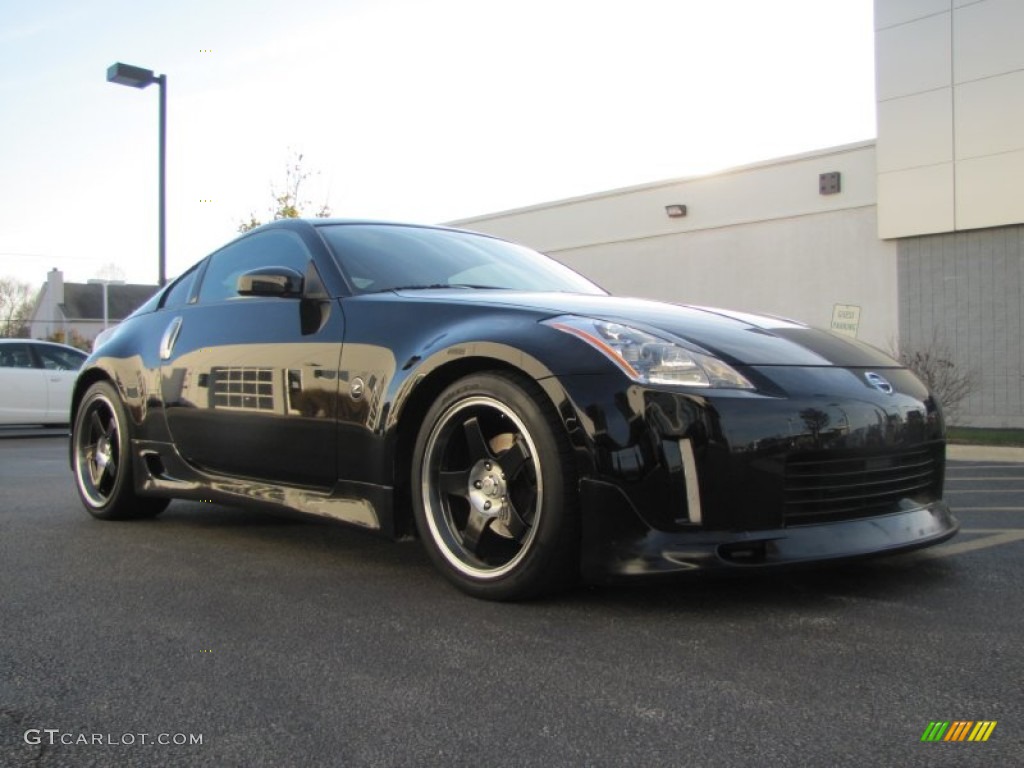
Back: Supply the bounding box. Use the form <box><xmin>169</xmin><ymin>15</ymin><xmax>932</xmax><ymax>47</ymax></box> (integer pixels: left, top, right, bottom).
<box><xmin>131</xmin><ymin>439</ymin><xmax>397</xmax><ymax>537</ymax></box>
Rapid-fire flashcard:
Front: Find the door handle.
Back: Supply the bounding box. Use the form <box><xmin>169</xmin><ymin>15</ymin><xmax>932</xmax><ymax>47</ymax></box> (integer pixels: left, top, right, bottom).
<box><xmin>160</xmin><ymin>316</ymin><xmax>183</xmax><ymax>361</ymax></box>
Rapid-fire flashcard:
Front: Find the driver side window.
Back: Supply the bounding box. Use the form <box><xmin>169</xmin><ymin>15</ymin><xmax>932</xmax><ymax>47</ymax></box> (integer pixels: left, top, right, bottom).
<box><xmin>198</xmin><ymin>230</ymin><xmax>313</xmax><ymax>304</ymax></box>
<box><xmin>0</xmin><ymin>343</ymin><xmax>33</xmax><ymax>369</ymax></box>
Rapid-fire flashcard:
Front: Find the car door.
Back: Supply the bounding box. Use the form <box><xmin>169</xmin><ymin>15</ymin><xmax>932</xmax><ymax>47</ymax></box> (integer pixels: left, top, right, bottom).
<box><xmin>31</xmin><ymin>343</ymin><xmax>87</xmax><ymax>424</ymax></box>
<box><xmin>160</xmin><ymin>229</ymin><xmax>344</xmax><ymax>488</ymax></box>
<box><xmin>0</xmin><ymin>342</ymin><xmax>48</xmax><ymax>424</ymax></box>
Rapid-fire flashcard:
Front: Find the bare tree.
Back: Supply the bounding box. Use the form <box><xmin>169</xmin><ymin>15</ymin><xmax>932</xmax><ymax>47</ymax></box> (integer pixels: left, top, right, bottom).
<box><xmin>46</xmin><ymin>328</ymin><xmax>92</xmax><ymax>352</ymax></box>
<box><xmin>95</xmin><ymin>262</ymin><xmax>126</xmax><ymax>282</ymax></box>
<box><xmin>0</xmin><ymin>277</ymin><xmax>34</xmax><ymax>338</ymax></box>
<box><xmin>238</xmin><ymin>151</ymin><xmax>332</xmax><ymax>233</ymax></box>
<box><xmin>894</xmin><ymin>332</ymin><xmax>978</xmax><ymax>425</ymax></box>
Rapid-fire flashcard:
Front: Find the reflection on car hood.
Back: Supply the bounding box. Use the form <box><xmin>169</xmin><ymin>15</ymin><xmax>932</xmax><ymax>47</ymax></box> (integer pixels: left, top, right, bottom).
<box><xmin>391</xmin><ymin>290</ymin><xmax>900</xmax><ymax>367</ymax></box>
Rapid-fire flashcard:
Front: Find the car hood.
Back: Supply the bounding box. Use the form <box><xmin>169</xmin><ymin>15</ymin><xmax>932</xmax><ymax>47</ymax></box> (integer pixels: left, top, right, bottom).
<box><xmin>392</xmin><ymin>290</ymin><xmax>900</xmax><ymax>368</ymax></box>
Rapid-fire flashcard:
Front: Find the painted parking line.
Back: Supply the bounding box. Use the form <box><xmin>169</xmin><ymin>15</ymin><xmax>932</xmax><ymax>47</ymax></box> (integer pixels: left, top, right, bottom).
<box><xmin>946</xmin><ymin>465</ymin><xmax>1024</xmax><ymax>471</ymax></box>
<box><xmin>945</xmin><ymin>489</ymin><xmax>1024</xmax><ymax>494</ymax></box>
<box><xmin>951</xmin><ymin>507</ymin><xmax>1024</xmax><ymax>512</ymax></box>
<box><xmin>945</xmin><ymin>477</ymin><xmax>1024</xmax><ymax>481</ymax></box>
<box><xmin>921</xmin><ymin>528</ymin><xmax>1024</xmax><ymax>559</ymax></box>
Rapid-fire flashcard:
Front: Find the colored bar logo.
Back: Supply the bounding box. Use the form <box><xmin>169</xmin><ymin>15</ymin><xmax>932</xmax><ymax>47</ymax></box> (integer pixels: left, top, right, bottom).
<box><xmin>921</xmin><ymin>721</ymin><xmax>997</xmax><ymax>742</ymax></box>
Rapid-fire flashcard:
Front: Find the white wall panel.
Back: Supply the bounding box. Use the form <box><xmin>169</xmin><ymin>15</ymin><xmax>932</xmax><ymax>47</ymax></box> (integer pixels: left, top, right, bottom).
<box><xmin>877</xmin><ymin>164</ymin><xmax>954</xmax><ymax>237</ymax></box>
<box><xmin>875</xmin><ymin>0</ymin><xmax>951</xmax><ymax>30</ymax></box>
<box><xmin>875</xmin><ymin>0</ymin><xmax>1024</xmax><ymax>236</ymax></box>
<box><xmin>956</xmin><ymin>149</ymin><xmax>1024</xmax><ymax>229</ymax></box>
<box><xmin>956</xmin><ymin>70</ymin><xmax>1024</xmax><ymax>159</ymax></box>
<box><xmin>954</xmin><ymin>0</ymin><xmax>1024</xmax><ymax>83</ymax></box>
<box><xmin>877</xmin><ymin>88</ymin><xmax>954</xmax><ymax>172</ymax></box>
<box><xmin>875</xmin><ymin>12</ymin><xmax>952</xmax><ymax>100</ymax></box>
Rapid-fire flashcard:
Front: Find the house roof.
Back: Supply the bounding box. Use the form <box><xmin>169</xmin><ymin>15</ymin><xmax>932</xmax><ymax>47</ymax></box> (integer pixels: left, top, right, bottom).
<box><xmin>60</xmin><ymin>283</ymin><xmax>159</xmax><ymax>321</ymax></box>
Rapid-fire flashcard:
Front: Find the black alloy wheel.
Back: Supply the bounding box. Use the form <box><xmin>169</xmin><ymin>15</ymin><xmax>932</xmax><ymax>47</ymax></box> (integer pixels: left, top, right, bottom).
<box><xmin>72</xmin><ymin>380</ymin><xmax>168</xmax><ymax>520</ymax></box>
<box><xmin>412</xmin><ymin>371</ymin><xmax>578</xmax><ymax>600</ymax></box>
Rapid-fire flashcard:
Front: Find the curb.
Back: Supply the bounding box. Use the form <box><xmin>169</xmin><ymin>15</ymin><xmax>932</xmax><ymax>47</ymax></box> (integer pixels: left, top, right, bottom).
<box><xmin>947</xmin><ymin>444</ymin><xmax>1024</xmax><ymax>463</ymax></box>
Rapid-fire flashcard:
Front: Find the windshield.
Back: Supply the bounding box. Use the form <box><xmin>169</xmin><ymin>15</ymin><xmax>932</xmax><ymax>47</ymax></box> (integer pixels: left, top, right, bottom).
<box><xmin>317</xmin><ymin>224</ymin><xmax>606</xmax><ymax>296</ymax></box>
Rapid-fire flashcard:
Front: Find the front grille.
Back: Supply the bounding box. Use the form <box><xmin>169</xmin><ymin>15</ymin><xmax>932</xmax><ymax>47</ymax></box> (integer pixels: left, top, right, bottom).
<box><xmin>783</xmin><ymin>445</ymin><xmax>942</xmax><ymax>525</ymax></box>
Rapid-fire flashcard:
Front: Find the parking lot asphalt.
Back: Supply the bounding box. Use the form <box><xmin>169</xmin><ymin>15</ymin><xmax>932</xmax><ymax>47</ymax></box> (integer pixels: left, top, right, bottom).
<box><xmin>1</xmin><ymin>435</ymin><xmax>1021</xmax><ymax>767</ymax></box>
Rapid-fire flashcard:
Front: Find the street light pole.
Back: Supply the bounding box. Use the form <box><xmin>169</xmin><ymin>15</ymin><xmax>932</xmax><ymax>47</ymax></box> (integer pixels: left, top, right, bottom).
<box><xmin>88</xmin><ymin>278</ymin><xmax>125</xmax><ymax>330</ymax></box>
<box><xmin>106</xmin><ymin>62</ymin><xmax>168</xmax><ymax>287</ymax></box>
<box><xmin>157</xmin><ymin>73</ymin><xmax>167</xmax><ymax>287</ymax></box>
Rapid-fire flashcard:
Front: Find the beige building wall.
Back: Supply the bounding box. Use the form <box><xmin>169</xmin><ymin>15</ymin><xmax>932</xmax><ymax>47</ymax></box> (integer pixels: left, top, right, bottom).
<box><xmin>548</xmin><ymin>207</ymin><xmax>896</xmax><ymax>348</ymax></box>
<box><xmin>875</xmin><ymin>0</ymin><xmax>1024</xmax><ymax>237</ymax></box>
<box><xmin>451</xmin><ymin>142</ymin><xmax>897</xmax><ymax>348</ymax></box>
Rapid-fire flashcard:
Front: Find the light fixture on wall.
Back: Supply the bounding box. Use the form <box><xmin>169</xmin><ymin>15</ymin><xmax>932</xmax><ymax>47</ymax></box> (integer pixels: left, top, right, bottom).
<box><xmin>665</xmin><ymin>204</ymin><xmax>688</xmax><ymax>218</ymax></box>
<box><xmin>819</xmin><ymin>172</ymin><xmax>841</xmax><ymax>195</ymax></box>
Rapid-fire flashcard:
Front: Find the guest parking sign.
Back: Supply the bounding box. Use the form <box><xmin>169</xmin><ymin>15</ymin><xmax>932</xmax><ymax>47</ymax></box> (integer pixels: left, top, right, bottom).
<box><xmin>830</xmin><ymin>304</ymin><xmax>861</xmax><ymax>338</ymax></box>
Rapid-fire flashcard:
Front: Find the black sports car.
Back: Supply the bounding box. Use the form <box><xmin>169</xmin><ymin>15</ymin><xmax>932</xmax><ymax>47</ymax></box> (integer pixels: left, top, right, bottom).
<box><xmin>70</xmin><ymin>219</ymin><xmax>957</xmax><ymax>599</ymax></box>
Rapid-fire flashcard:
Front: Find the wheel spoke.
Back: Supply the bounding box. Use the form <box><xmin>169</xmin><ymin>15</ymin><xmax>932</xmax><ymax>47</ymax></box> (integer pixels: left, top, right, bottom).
<box><xmin>97</xmin><ymin>466</ymin><xmax>113</xmax><ymax>495</ymax></box>
<box><xmin>461</xmin><ymin>509</ymin><xmax>492</xmax><ymax>555</ymax></box>
<box><xmin>439</xmin><ymin>468</ymin><xmax>470</xmax><ymax>498</ymax></box>
<box><xmin>461</xmin><ymin>417</ymin><xmax>492</xmax><ymax>463</ymax></box>
<box><xmin>89</xmin><ymin>410</ymin><xmax>104</xmax><ymax>440</ymax></box>
<box><xmin>103</xmin><ymin>454</ymin><xmax>118</xmax><ymax>486</ymax></box>
<box><xmin>502</xmin><ymin>500</ymin><xmax>529</xmax><ymax>542</ymax></box>
<box><xmin>496</xmin><ymin>435</ymin><xmax>530</xmax><ymax>481</ymax></box>
<box><xmin>516</xmin><ymin>482</ymin><xmax>538</xmax><ymax>524</ymax></box>
<box><xmin>86</xmin><ymin>447</ymin><xmax>102</xmax><ymax>485</ymax></box>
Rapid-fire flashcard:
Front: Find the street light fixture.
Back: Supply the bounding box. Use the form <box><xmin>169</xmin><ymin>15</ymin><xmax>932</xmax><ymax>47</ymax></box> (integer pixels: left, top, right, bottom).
<box><xmin>106</xmin><ymin>62</ymin><xmax>168</xmax><ymax>287</ymax></box>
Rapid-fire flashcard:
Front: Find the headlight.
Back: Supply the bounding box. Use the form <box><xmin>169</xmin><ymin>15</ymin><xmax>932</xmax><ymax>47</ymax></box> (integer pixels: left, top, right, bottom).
<box><xmin>544</xmin><ymin>316</ymin><xmax>754</xmax><ymax>389</ymax></box>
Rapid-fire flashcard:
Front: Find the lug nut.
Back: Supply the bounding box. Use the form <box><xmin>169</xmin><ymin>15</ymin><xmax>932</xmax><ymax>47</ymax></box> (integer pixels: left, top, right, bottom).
<box><xmin>474</xmin><ymin>480</ymin><xmax>482</xmax><ymax>489</ymax></box>
<box><xmin>484</xmin><ymin>501</ymin><xmax>491</xmax><ymax>511</ymax></box>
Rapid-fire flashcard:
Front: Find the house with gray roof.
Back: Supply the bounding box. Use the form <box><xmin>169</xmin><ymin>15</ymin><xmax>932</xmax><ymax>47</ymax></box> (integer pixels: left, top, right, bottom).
<box><xmin>28</xmin><ymin>268</ymin><xmax>159</xmax><ymax>344</ymax></box>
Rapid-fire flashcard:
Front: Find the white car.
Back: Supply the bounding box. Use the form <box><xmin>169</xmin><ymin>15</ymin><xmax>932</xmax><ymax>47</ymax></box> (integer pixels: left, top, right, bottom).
<box><xmin>0</xmin><ymin>339</ymin><xmax>88</xmax><ymax>426</ymax></box>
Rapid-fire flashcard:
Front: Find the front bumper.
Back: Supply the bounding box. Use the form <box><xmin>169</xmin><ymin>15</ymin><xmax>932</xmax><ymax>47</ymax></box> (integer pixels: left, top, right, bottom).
<box><xmin>580</xmin><ymin>477</ymin><xmax>958</xmax><ymax>579</ymax></box>
<box><xmin>552</xmin><ymin>369</ymin><xmax>956</xmax><ymax>581</ymax></box>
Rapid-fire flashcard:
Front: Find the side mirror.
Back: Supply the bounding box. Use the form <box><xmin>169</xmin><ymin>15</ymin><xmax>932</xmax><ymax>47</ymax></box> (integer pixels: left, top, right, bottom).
<box><xmin>237</xmin><ymin>266</ymin><xmax>304</xmax><ymax>298</ymax></box>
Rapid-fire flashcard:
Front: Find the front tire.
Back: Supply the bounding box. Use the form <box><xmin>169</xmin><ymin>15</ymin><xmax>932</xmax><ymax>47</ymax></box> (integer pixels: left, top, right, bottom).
<box><xmin>411</xmin><ymin>371</ymin><xmax>578</xmax><ymax>600</ymax></box>
<box><xmin>72</xmin><ymin>380</ymin><xmax>168</xmax><ymax>520</ymax></box>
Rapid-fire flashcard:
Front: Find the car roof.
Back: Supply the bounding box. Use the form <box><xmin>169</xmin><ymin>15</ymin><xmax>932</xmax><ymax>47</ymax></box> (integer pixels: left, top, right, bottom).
<box><xmin>252</xmin><ymin>217</ymin><xmax>480</xmax><ymax>237</ymax></box>
<box><xmin>0</xmin><ymin>339</ymin><xmax>86</xmax><ymax>353</ymax></box>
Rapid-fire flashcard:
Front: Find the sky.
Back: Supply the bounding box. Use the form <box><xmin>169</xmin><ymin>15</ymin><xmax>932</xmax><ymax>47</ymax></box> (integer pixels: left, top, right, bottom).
<box><xmin>0</xmin><ymin>0</ymin><xmax>877</xmax><ymax>289</ymax></box>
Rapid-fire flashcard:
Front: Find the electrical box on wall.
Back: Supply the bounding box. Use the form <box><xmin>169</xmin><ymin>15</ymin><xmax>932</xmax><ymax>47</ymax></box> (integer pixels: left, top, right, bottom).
<box><xmin>819</xmin><ymin>172</ymin><xmax>841</xmax><ymax>195</ymax></box>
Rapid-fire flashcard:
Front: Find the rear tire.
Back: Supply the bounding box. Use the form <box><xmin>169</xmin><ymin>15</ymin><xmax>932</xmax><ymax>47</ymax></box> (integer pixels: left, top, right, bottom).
<box><xmin>411</xmin><ymin>371</ymin><xmax>578</xmax><ymax>600</ymax></box>
<box><xmin>72</xmin><ymin>380</ymin><xmax>168</xmax><ymax>520</ymax></box>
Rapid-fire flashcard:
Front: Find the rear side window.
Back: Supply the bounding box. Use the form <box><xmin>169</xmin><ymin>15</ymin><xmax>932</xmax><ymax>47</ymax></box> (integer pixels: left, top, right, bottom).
<box><xmin>35</xmin><ymin>345</ymin><xmax>87</xmax><ymax>371</ymax></box>
<box><xmin>198</xmin><ymin>230</ymin><xmax>312</xmax><ymax>303</ymax></box>
<box><xmin>161</xmin><ymin>265</ymin><xmax>199</xmax><ymax>310</ymax></box>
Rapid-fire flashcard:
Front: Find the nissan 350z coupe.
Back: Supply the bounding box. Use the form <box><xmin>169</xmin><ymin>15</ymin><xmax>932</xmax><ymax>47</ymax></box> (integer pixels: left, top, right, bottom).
<box><xmin>70</xmin><ymin>219</ymin><xmax>958</xmax><ymax>599</ymax></box>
